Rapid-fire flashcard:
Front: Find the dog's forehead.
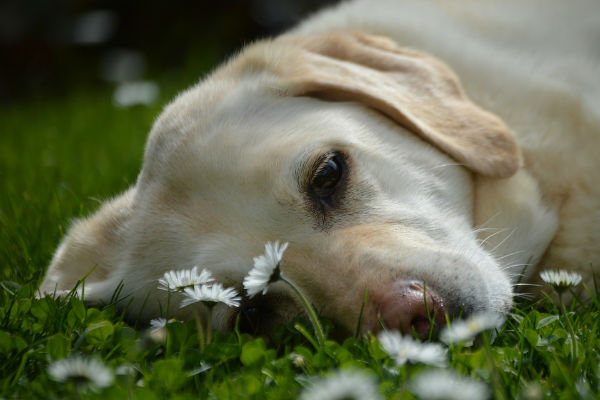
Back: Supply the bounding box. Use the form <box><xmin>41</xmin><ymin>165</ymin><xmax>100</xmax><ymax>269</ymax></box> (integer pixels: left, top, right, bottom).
<box><xmin>139</xmin><ymin>72</ymin><xmax>373</xmax><ymax>190</ymax></box>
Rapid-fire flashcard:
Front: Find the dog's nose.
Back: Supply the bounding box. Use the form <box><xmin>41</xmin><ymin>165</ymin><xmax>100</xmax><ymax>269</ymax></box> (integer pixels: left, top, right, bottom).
<box><xmin>374</xmin><ymin>280</ymin><xmax>446</xmax><ymax>338</ymax></box>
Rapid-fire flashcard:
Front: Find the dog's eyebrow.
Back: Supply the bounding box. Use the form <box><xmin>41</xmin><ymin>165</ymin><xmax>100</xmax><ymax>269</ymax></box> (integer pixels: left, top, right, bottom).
<box><xmin>293</xmin><ymin>156</ymin><xmax>311</xmax><ymax>191</ymax></box>
<box><xmin>294</xmin><ymin>143</ymin><xmax>352</xmax><ymax>191</ymax></box>
<box><xmin>295</xmin><ymin>150</ymin><xmax>337</xmax><ymax>192</ymax></box>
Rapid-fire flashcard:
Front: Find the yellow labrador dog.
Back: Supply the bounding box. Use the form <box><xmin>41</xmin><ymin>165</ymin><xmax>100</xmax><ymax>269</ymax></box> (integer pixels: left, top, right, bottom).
<box><xmin>40</xmin><ymin>0</ymin><xmax>599</xmax><ymax>336</ymax></box>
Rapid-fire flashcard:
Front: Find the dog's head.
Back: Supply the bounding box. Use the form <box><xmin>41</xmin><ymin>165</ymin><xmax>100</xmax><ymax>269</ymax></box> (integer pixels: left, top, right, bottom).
<box><xmin>41</xmin><ymin>32</ymin><xmax>521</xmax><ymax>337</ymax></box>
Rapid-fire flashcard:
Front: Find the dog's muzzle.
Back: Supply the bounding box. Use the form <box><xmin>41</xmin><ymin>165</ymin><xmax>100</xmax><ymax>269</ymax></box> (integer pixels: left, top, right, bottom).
<box><xmin>372</xmin><ymin>280</ymin><xmax>447</xmax><ymax>339</ymax></box>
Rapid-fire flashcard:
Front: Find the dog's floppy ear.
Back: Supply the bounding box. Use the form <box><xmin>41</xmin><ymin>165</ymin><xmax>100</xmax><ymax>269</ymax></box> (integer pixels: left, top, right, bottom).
<box><xmin>38</xmin><ymin>187</ymin><xmax>135</xmax><ymax>300</ymax></box>
<box><xmin>272</xmin><ymin>31</ymin><xmax>520</xmax><ymax>178</ymax></box>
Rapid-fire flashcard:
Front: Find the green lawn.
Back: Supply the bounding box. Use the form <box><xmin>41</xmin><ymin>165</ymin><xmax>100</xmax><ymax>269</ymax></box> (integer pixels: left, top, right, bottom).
<box><xmin>1</xmin><ymin>68</ymin><xmax>599</xmax><ymax>399</ymax></box>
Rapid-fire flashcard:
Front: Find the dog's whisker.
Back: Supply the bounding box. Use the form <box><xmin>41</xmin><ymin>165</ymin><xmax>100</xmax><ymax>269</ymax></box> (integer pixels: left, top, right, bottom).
<box><xmin>512</xmin><ymin>282</ymin><xmax>540</xmax><ymax>288</ymax></box>
<box><xmin>495</xmin><ymin>250</ymin><xmax>527</xmax><ymax>261</ymax></box>
<box><xmin>430</xmin><ymin>162</ymin><xmax>464</xmax><ymax>170</ymax></box>
<box><xmin>489</xmin><ymin>228</ymin><xmax>518</xmax><ymax>254</ymax></box>
<box><xmin>500</xmin><ymin>263</ymin><xmax>532</xmax><ymax>273</ymax></box>
<box><xmin>506</xmin><ymin>263</ymin><xmax>531</xmax><ymax>269</ymax></box>
<box><xmin>513</xmin><ymin>287</ymin><xmax>537</xmax><ymax>294</ymax></box>
<box><xmin>505</xmin><ymin>273</ymin><xmax>527</xmax><ymax>281</ymax></box>
<box><xmin>512</xmin><ymin>292</ymin><xmax>535</xmax><ymax>300</ymax></box>
<box><xmin>478</xmin><ymin>227</ymin><xmax>512</xmax><ymax>247</ymax></box>
<box><xmin>505</xmin><ymin>261</ymin><xmax>533</xmax><ymax>268</ymax></box>
<box><xmin>473</xmin><ymin>227</ymin><xmax>500</xmax><ymax>235</ymax></box>
<box><xmin>473</xmin><ymin>211</ymin><xmax>503</xmax><ymax>232</ymax></box>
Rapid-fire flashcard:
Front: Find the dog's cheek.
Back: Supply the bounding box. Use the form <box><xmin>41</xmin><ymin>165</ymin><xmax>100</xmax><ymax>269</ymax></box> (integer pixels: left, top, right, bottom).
<box><xmin>278</xmin><ymin>224</ymin><xmax>514</xmax><ymax>333</ymax></box>
<box><xmin>274</xmin><ymin>228</ymin><xmax>416</xmax><ymax>332</ymax></box>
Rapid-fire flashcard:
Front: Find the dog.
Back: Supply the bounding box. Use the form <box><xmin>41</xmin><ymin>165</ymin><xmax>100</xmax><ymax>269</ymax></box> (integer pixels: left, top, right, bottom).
<box><xmin>40</xmin><ymin>0</ymin><xmax>599</xmax><ymax>337</ymax></box>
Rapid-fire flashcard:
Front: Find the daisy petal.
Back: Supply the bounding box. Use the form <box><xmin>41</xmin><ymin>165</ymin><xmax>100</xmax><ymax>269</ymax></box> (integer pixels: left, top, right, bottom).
<box><xmin>378</xmin><ymin>330</ymin><xmax>447</xmax><ymax>367</ymax></box>
<box><xmin>410</xmin><ymin>370</ymin><xmax>489</xmax><ymax>400</ymax></box>
<box><xmin>157</xmin><ymin>266</ymin><xmax>214</xmax><ymax>292</ymax></box>
<box><xmin>540</xmin><ymin>269</ymin><xmax>582</xmax><ymax>293</ymax></box>
<box><xmin>180</xmin><ymin>283</ymin><xmax>241</xmax><ymax>308</ymax></box>
<box><xmin>440</xmin><ymin>312</ymin><xmax>504</xmax><ymax>344</ymax></box>
<box><xmin>243</xmin><ymin>241</ymin><xmax>288</xmax><ymax>298</ymax></box>
<box><xmin>299</xmin><ymin>370</ymin><xmax>382</xmax><ymax>400</ymax></box>
<box><xmin>48</xmin><ymin>356</ymin><xmax>114</xmax><ymax>389</ymax></box>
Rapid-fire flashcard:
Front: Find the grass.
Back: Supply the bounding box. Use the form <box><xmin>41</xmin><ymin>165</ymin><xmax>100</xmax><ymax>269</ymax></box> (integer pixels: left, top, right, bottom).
<box><xmin>1</xmin><ymin>63</ymin><xmax>599</xmax><ymax>399</ymax></box>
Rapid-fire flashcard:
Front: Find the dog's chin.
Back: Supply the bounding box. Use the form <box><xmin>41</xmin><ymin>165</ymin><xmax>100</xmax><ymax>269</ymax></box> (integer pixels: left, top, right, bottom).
<box><xmin>236</xmin><ymin>296</ymin><xmax>287</xmax><ymax>336</ymax></box>
<box><xmin>224</xmin><ymin>299</ymin><xmax>355</xmax><ymax>342</ymax></box>
<box><xmin>217</xmin><ymin>284</ymin><xmax>512</xmax><ymax>341</ymax></box>
<box><xmin>212</xmin><ymin>293</ymin><xmax>297</xmax><ymax>337</ymax></box>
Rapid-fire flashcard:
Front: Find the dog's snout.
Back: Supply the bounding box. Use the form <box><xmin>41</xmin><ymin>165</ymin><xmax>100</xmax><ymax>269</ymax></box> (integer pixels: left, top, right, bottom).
<box><xmin>374</xmin><ymin>280</ymin><xmax>447</xmax><ymax>339</ymax></box>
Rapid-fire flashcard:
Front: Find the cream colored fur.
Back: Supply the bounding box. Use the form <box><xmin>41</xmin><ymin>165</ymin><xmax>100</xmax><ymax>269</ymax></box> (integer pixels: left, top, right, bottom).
<box><xmin>40</xmin><ymin>0</ymin><xmax>599</xmax><ymax>333</ymax></box>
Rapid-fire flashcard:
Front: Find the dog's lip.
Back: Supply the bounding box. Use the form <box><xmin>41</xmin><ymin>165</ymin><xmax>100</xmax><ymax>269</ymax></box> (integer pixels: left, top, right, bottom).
<box><xmin>233</xmin><ymin>294</ymin><xmax>283</xmax><ymax>334</ymax></box>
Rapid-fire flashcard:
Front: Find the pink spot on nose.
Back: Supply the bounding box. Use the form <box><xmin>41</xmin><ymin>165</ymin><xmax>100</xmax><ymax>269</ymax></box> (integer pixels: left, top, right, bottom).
<box><xmin>374</xmin><ymin>280</ymin><xmax>446</xmax><ymax>338</ymax></box>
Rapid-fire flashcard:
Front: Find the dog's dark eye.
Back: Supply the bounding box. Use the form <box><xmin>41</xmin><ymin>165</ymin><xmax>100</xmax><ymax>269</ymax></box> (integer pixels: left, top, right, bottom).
<box><xmin>311</xmin><ymin>155</ymin><xmax>343</xmax><ymax>198</ymax></box>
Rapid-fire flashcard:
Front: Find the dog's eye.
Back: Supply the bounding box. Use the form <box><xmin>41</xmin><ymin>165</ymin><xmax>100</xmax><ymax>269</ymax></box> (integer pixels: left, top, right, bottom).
<box><xmin>311</xmin><ymin>154</ymin><xmax>343</xmax><ymax>198</ymax></box>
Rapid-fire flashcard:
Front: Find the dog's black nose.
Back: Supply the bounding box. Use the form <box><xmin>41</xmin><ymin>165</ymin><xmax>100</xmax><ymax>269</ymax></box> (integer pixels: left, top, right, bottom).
<box><xmin>374</xmin><ymin>280</ymin><xmax>446</xmax><ymax>339</ymax></box>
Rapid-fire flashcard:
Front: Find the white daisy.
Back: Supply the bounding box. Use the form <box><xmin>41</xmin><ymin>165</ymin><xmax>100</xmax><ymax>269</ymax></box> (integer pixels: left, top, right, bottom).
<box><xmin>378</xmin><ymin>331</ymin><xmax>447</xmax><ymax>367</ymax></box>
<box><xmin>180</xmin><ymin>283</ymin><xmax>241</xmax><ymax>308</ymax></box>
<box><xmin>409</xmin><ymin>370</ymin><xmax>489</xmax><ymax>400</ymax></box>
<box><xmin>149</xmin><ymin>318</ymin><xmax>178</xmax><ymax>332</ymax></box>
<box><xmin>48</xmin><ymin>356</ymin><xmax>114</xmax><ymax>389</ymax></box>
<box><xmin>289</xmin><ymin>352</ymin><xmax>306</xmax><ymax>367</ymax></box>
<box><xmin>299</xmin><ymin>370</ymin><xmax>382</xmax><ymax>400</ymax></box>
<box><xmin>115</xmin><ymin>364</ymin><xmax>136</xmax><ymax>376</ymax></box>
<box><xmin>148</xmin><ymin>318</ymin><xmax>180</xmax><ymax>343</ymax></box>
<box><xmin>440</xmin><ymin>312</ymin><xmax>505</xmax><ymax>344</ymax></box>
<box><xmin>187</xmin><ymin>362</ymin><xmax>212</xmax><ymax>377</ymax></box>
<box><xmin>540</xmin><ymin>269</ymin><xmax>582</xmax><ymax>292</ymax></box>
<box><xmin>243</xmin><ymin>241</ymin><xmax>289</xmax><ymax>298</ymax></box>
<box><xmin>157</xmin><ymin>266</ymin><xmax>214</xmax><ymax>292</ymax></box>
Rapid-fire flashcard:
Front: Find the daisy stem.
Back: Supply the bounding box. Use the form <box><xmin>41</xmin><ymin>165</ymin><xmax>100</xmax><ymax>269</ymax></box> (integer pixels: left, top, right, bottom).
<box><xmin>74</xmin><ymin>384</ymin><xmax>83</xmax><ymax>400</ymax></box>
<box><xmin>354</xmin><ymin>288</ymin><xmax>368</xmax><ymax>339</ymax></box>
<box><xmin>194</xmin><ymin>310</ymin><xmax>205</xmax><ymax>352</ymax></box>
<box><xmin>558</xmin><ymin>292</ymin><xmax>578</xmax><ymax>360</ymax></box>
<box><xmin>206</xmin><ymin>308</ymin><xmax>213</xmax><ymax>346</ymax></box>
<box><xmin>294</xmin><ymin>323</ymin><xmax>320</xmax><ymax>351</ymax></box>
<box><xmin>280</xmin><ymin>275</ymin><xmax>326</xmax><ymax>348</ymax></box>
<box><xmin>165</xmin><ymin>292</ymin><xmax>173</xmax><ymax>356</ymax></box>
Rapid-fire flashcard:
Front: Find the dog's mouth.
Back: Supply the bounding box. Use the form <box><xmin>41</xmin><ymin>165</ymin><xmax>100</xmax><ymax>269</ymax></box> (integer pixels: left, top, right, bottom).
<box><xmin>234</xmin><ymin>295</ymin><xmax>288</xmax><ymax>336</ymax></box>
<box><xmin>234</xmin><ymin>295</ymin><xmax>351</xmax><ymax>341</ymax></box>
<box><xmin>230</xmin><ymin>274</ymin><xmax>496</xmax><ymax>340</ymax></box>
<box><xmin>232</xmin><ymin>282</ymin><xmax>459</xmax><ymax>339</ymax></box>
